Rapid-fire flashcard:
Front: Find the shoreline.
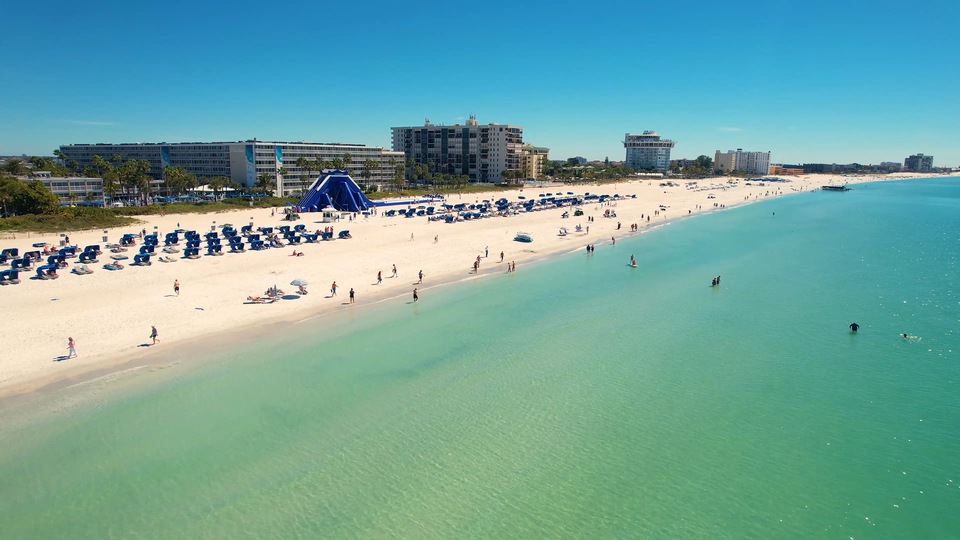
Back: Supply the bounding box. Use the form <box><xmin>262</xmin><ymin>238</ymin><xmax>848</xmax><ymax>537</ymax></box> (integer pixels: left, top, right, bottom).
<box><xmin>0</xmin><ymin>172</ymin><xmax>948</xmax><ymax>405</ymax></box>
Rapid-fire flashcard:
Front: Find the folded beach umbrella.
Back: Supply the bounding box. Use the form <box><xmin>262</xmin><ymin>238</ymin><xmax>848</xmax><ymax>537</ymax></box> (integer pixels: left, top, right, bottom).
<box><xmin>290</xmin><ymin>279</ymin><xmax>308</xmax><ymax>287</ymax></box>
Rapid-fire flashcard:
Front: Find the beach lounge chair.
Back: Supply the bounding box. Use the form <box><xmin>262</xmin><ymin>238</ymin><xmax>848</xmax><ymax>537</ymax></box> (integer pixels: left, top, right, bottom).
<box><xmin>279</xmin><ymin>225</ymin><xmax>291</xmax><ymax>234</ymax></box>
<box><xmin>103</xmin><ymin>261</ymin><xmax>124</xmax><ymax>270</ymax></box>
<box><xmin>158</xmin><ymin>255</ymin><xmax>178</xmax><ymax>263</ymax></box>
<box><xmin>120</xmin><ymin>234</ymin><xmax>137</xmax><ymax>247</ymax></box>
<box><xmin>205</xmin><ymin>232</ymin><xmax>218</xmax><ymax>241</ymax></box>
<box><xmin>11</xmin><ymin>257</ymin><xmax>32</xmax><ymax>271</ymax></box>
<box><xmin>206</xmin><ymin>244</ymin><xmax>223</xmax><ymax>256</ymax></box>
<box><xmin>164</xmin><ymin>232</ymin><xmax>180</xmax><ymax>246</ymax></box>
<box><xmin>338</xmin><ymin>230</ymin><xmax>351</xmax><ymax>239</ymax></box>
<box><xmin>302</xmin><ymin>233</ymin><xmax>318</xmax><ymax>243</ymax></box>
<box><xmin>133</xmin><ymin>253</ymin><xmax>152</xmax><ymax>266</ymax></box>
<box><xmin>82</xmin><ymin>244</ymin><xmax>102</xmax><ymax>255</ymax></box>
<box><xmin>1</xmin><ymin>248</ymin><xmax>18</xmax><ymax>260</ymax></box>
<box><xmin>36</xmin><ymin>264</ymin><xmax>59</xmax><ymax>280</ymax></box>
<box><xmin>2</xmin><ymin>268</ymin><xmax>20</xmax><ymax>283</ymax></box>
<box><xmin>0</xmin><ymin>269</ymin><xmax>20</xmax><ymax>284</ymax></box>
<box><xmin>183</xmin><ymin>247</ymin><xmax>201</xmax><ymax>259</ymax></box>
<box><xmin>240</xmin><ymin>225</ymin><xmax>252</xmax><ymax>236</ymax></box>
<box><xmin>139</xmin><ymin>245</ymin><xmax>156</xmax><ymax>255</ymax></box>
<box><xmin>294</xmin><ymin>224</ymin><xmax>306</xmax><ymax>233</ymax></box>
<box><xmin>71</xmin><ymin>264</ymin><xmax>92</xmax><ymax>275</ymax></box>
<box><xmin>79</xmin><ymin>250</ymin><xmax>99</xmax><ymax>263</ymax></box>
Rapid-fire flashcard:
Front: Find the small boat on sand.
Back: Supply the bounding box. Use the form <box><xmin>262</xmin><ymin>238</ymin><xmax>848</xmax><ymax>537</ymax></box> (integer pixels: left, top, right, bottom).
<box><xmin>514</xmin><ymin>232</ymin><xmax>532</xmax><ymax>243</ymax></box>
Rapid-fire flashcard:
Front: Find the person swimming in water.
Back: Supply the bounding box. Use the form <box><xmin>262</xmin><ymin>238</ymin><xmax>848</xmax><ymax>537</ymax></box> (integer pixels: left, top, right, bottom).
<box><xmin>849</xmin><ymin>322</ymin><xmax>860</xmax><ymax>332</ymax></box>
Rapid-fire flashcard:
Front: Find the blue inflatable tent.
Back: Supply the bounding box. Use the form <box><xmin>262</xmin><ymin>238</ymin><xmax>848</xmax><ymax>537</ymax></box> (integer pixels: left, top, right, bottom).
<box><xmin>296</xmin><ymin>170</ymin><xmax>375</xmax><ymax>212</ymax></box>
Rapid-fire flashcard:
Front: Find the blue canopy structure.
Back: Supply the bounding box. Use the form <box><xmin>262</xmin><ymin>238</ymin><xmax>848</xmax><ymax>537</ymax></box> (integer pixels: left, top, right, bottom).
<box><xmin>296</xmin><ymin>170</ymin><xmax>374</xmax><ymax>212</ymax></box>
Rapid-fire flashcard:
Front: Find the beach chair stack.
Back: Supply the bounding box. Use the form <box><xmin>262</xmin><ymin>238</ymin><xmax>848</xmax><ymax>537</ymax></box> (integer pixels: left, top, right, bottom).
<box><xmin>228</xmin><ymin>236</ymin><xmax>245</xmax><ymax>253</ymax></box>
<box><xmin>133</xmin><ymin>253</ymin><xmax>152</xmax><ymax>266</ymax></box>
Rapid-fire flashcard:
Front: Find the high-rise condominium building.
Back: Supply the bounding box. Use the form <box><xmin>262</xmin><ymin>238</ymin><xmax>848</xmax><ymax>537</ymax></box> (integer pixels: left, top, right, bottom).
<box><xmin>714</xmin><ymin>149</ymin><xmax>771</xmax><ymax>175</ymax></box>
<box><xmin>391</xmin><ymin>116</ymin><xmax>537</xmax><ymax>183</ymax></box>
<box><xmin>623</xmin><ymin>131</ymin><xmax>675</xmax><ymax>172</ymax></box>
<box><xmin>904</xmin><ymin>153</ymin><xmax>934</xmax><ymax>172</ymax></box>
<box><xmin>59</xmin><ymin>141</ymin><xmax>404</xmax><ymax>196</ymax></box>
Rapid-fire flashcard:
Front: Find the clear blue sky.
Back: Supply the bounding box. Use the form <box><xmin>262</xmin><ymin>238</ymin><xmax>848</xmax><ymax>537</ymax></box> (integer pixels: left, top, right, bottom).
<box><xmin>2</xmin><ymin>0</ymin><xmax>958</xmax><ymax>166</ymax></box>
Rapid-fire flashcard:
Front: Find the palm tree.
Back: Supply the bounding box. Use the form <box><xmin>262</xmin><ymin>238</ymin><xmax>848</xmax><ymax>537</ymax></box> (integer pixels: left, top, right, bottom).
<box><xmin>361</xmin><ymin>158</ymin><xmax>377</xmax><ymax>188</ymax></box>
<box><xmin>342</xmin><ymin>152</ymin><xmax>353</xmax><ymax>172</ymax></box>
<box><xmin>3</xmin><ymin>158</ymin><xmax>28</xmax><ymax>176</ymax></box>
<box><xmin>256</xmin><ymin>173</ymin><xmax>274</xmax><ymax>196</ymax></box>
<box><xmin>53</xmin><ymin>149</ymin><xmax>68</xmax><ymax>164</ymax></box>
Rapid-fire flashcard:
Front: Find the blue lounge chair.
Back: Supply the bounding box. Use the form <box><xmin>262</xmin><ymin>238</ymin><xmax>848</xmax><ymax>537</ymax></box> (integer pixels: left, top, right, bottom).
<box><xmin>139</xmin><ymin>245</ymin><xmax>155</xmax><ymax>255</ymax></box>
<box><xmin>1</xmin><ymin>248</ymin><xmax>18</xmax><ymax>260</ymax></box>
<box><xmin>338</xmin><ymin>230</ymin><xmax>351</xmax><ymax>239</ymax></box>
<box><xmin>228</xmin><ymin>239</ymin><xmax>245</xmax><ymax>252</ymax></box>
<box><xmin>120</xmin><ymin>234</ymin><xmax>137</xmax><ymax>247</ymax></box>
<box><xmin>206</xmin><ymin>244</ymin><xmax>223</xmax><ymax>256</ymax></box>
<box><xmin>143</xmin><ymin>234</ymin><xmax>158</xmax><ymax>246</ymax></box>
<box><xmin>302</xmin><ymin>233</ymin><xmax>318</xmax><ymax>243</ymax></box>
<box><xmin>47</xmin><ymin>254</ymin><xmax>66</xmax><ymax>267</ymax></box>
<box><xmin>10</xmin><ymin>257</ymin><xmax>32</xmax><ymax>270</ymax></box>
<box><xmin>294</xmin><ymin>224</ymin><xmax>306</xmax><ymax>233</ymax></box>
<box><xmin>36</xmin><ymin>264</ymin><xmax>59</xmax><ymax>280</ymax></box>
<box><xmin>79</xmin><ymin>250</ymin><xmax>99</xmax><ymax>263</ymax></box>
<box><xmin>0</xmin><ymin>269</ymin><xmax>20</xmax><ymax>285</ymax></box>
<box><xmin>240</xmin><ymin>225</ymin><xmax>252</xmax><ymax>236</ymax></box>
<box><xmin>164</xmin><ymin>232</ymin><xmax>180</xmax><ymax>246</ymax></box>
<box><xmin>204</xmin><ymin>232</ymin><xmax>218</xmax><ymax>241</ymax></box>
<box><xmin>279</xmin><ymin>225</ymin><xmax>291</xmax><ymax>234</ymax></box>
<box><xmin>133</xmin><ymin>253</ymin><xmax>152</xmax><ymax>266</ymax></box>
<box><xmin>182</xmin><ymin>247</ymin><xmax>201</xmax><ymax>259</ymax></box>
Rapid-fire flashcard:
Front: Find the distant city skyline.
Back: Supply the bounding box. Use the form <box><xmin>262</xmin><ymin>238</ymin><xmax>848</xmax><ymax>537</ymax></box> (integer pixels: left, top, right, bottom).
<box><xmin>1</xmin><ymin>0</ymin><xmax>957</xmax><ymax>167</ymax></box>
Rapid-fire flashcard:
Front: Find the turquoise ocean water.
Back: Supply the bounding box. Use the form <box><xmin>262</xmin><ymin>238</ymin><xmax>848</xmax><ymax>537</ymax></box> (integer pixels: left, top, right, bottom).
<box><xmin>1</xmin><ymin>178</ymin><xmax>958</xmax><ymax>538</ymax></box>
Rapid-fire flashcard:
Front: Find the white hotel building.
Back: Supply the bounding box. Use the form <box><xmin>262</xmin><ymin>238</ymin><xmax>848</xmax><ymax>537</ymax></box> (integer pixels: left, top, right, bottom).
<box><xmin>392</xmin><ymin>116</ymin><xmax>531</xmax><ymax>183</ymax></box>
<box><xmin>623</xmin><ymin>131</ymin><xmax>676</xmax><ymax>172</ymax></box>
<box><xmin>59</xmin><ymin>141</ymin><xmax>404</xmax><ymax>196</ymax></box>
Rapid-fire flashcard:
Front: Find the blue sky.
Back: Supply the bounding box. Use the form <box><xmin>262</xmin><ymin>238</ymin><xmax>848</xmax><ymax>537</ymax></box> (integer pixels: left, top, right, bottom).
<box><xmin>2</xmin><ymin>0</ymin><xmax>958</xmax><ymax>166</ymax></box>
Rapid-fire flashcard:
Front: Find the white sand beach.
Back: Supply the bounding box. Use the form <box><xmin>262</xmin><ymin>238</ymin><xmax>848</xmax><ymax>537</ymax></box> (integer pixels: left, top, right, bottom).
<box><xmin>0</xmin><ymin>173</ymin><xmax>939</xmax><ymax>398</ymax></box>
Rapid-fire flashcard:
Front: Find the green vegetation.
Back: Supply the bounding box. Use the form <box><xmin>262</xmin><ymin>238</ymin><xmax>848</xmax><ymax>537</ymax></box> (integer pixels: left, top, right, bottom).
<box><xmin>0</xmin><ymin>206</ymin><xmax>136</xmax><ymax>234</ymax></box>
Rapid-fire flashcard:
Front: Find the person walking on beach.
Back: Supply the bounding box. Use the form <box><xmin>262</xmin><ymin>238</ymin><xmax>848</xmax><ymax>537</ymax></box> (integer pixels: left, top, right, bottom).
<box><xmin>67</xmin><ymin>337</ymin><xmax>77</xmax><ymax>358</ymax></box>
<box><xmin>150</xmin><ymin>325</ymin><xmax>159</xmax><ymax>345</ymax></box>
<box><xmin>174</xmin><ymin>279</ymin><xmax>180</xmax><ymax>297</ymax></box>
<box><xmin>392</xmin><ymin>264</ymin><xmax>397</xmax><ymax>278</ymax></box>
<box><xmin>485</xmin><ymin>246</ymin><xmax>489</xmax><ymax>258</ymax></box>
<box><xmin>413</xmin><ymin>288</ymin><xmax>419</xmax><ymax>302</ymax></box>
<box><xmin>500</xmin><ymin>251</ymin><xmax>504</xmax><ymax>263</ymax></box>
<box><xmin>349</xmin><ymin>288</ymin><xmax>355</xmax><ymax>303</ymax></box>
<box><xmin>377</xmin><ymin>271</ymin><xmax>382</xmax><ymax>285</ymax></box>
<box><xmin>331</xmin><ymin>281</ymin><xmax>337</xmax><ymax>296</ymax></box>
<box><xmin>418</xmin><ymin>270</ymin><xmax>423</xmax><ymax>284</ymax></box>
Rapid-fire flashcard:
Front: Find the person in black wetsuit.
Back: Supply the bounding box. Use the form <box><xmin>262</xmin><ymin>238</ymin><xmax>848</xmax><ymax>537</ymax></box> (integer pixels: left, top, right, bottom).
<box><xmin>849</xmin><ymin>322</ymin><xmax>860</xmax><ymax>332</ymax></box>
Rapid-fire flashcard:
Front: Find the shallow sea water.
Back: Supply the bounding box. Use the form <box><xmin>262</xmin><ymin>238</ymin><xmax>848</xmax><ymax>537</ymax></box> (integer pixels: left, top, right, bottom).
<box><xmin>1</xmin><ymin>178</ymin><xmax>958</xmax><ymax>538</ymax></box>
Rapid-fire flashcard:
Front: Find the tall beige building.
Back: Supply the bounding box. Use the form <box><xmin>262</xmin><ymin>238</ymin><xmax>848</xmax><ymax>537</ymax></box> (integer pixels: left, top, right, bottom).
<box><xmin>392</xmin><ymin>115</ymin><xmax>537</xmax><ymax>183</ymax></box>
<box><xmin>714</xmin><ymin>149</ymin><xmax>771</xmax><ymax>175</ymax></box>
<box><xmin>519</xmin><ymin>144</ymin><xmax>550</xmax><ymax>180</ymax></box>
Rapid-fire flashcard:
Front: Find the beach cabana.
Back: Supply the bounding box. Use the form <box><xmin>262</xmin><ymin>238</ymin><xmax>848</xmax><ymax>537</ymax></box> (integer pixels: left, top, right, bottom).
<box><xmin>296</xmin><ymin>170</ymin><xmax>374</xmax><ymax>213</ymax></box>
